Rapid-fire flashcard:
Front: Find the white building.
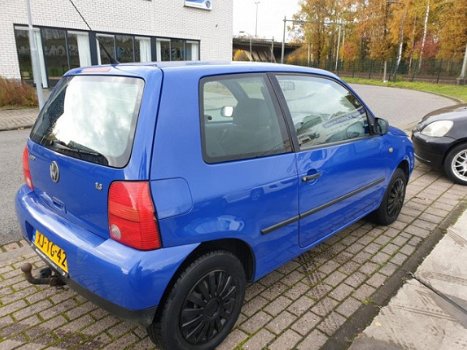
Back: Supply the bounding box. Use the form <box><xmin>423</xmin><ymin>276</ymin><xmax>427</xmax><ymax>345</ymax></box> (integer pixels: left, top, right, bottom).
<box><xmin>0</xmin><ymin>0</ymin><xmax>232</xmax><ymax>87</ymax></box>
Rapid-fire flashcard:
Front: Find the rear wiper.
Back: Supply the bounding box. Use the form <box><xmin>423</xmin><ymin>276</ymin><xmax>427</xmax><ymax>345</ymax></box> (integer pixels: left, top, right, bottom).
<box><xmin>50</xmin><ymin>140</ymin><xmax>109</xmax><ymax>165</ymax></box>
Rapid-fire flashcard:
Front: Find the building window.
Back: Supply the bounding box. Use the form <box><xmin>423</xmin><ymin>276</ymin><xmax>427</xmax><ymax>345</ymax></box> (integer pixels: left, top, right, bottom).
<box><xmin>171</xmin><ymin>39</ymin><xmax>185</xmax><ymax>61</ymax></box>
<box><xmin>186</xmin><ymin>41</ymin><xmax>199</xmax><ymax>60</ymax></box>
<box><xmin>96</xmin><ymin>34</ymin><xmax>115</xmax><ymax>65</ymax></box>
<box><xmin>14</xmin><ymin>29</ymin><xmax>32</xmax><ymax>83</ymax></box>
<box><xmin>68</xmin><ymin>31</ymin><xmax>91</xmax><ymax>68</ymax></box>
<box><xmin>156</xmin><ymin>39</ymin><xmax>171</xmax><ymax>61</ymax></box>
<box><xmin>42</xmin><ymin>28</ymin><xmax>68</xmax><ymax>86</ymax></box>
<box><xmin>115</xmin><ymin>35</ymin><xmax>134</xmax><ymax>63</ymax></box>
<box><xmin>155</xmin><ymin>38</ymin><xmax>200</xmax><ymax>61</ymax></box>
<box><xmin>14</xmin><ymin>26</ymin><xmax>48</xmax><ymax>88</ymax></box>
<box><xmin>135</xmin><ymin>37</ymin><xmax>151</xmax><ymax>62</ymax></box>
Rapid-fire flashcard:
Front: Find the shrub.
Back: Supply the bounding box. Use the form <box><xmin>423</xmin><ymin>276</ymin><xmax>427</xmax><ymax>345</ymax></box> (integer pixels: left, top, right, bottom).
<box><xmin>0</xmin><ymin>77</ymin><xmax>38</xmax><ymax>108</ymax></box>
<box><xmin>233</xmin><ymin>49</ymin><xmax>250</xmax><ymax>61</ymax></box>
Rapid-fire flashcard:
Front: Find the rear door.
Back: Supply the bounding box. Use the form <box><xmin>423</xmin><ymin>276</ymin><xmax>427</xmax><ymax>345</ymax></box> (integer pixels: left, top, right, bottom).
<box><xmin>28</xmin><ymin>74</ymin><xmax>147</xmax><ymax>238</ymax></box>
<box><xmin>272</xmin><ymin>74</ymin><xmax>389</xmax><ymax>247</ymax></box>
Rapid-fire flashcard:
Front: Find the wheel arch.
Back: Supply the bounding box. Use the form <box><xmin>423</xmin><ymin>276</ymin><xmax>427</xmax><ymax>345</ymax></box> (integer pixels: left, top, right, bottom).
<box><xmin>397</xmin><ymin>159</ymin><xmax>410</xmax><ymax>181</ymax></box>
<box><xmin>442</xmin><ymin>138</ymin><xmax>467</xmax><ymax>165</ymax></box>
<box><xmin>153</xmin><ymin>238</ymin><xmax>255</xmax><ymax>323</ymax></box>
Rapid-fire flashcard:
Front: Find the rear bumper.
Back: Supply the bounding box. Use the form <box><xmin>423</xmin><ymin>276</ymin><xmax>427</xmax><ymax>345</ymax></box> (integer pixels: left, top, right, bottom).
<box><xmin>15</xmin><ymin>185</ymin><xmax>199</xmax><ymax>326</ymax></box>
<box><xmin>411</xmin><ymin>131</ymin><xmax>454</xmax><ymax>168</ymax></box>
<box><xmin>66</xmin><ymin>277</ymin><xmax>156</xmax><ymax>326</ymax></box>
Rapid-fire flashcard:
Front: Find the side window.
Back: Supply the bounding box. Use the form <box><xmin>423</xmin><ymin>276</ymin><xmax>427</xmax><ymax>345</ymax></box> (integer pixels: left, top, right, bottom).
<box><xmin>276</xmin><ymin>75</ymin><xmax>370</xmax><ymax>150</ymax></box>
<box><xmin>201</xmin><ymin>75</ymin><xmax>291</xmax><ymax>163</ymax></box>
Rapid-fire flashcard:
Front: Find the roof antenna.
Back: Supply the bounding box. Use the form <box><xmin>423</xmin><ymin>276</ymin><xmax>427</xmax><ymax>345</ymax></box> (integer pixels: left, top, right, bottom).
<box><xmin>67</xmin><ymin>0</ymin><xmax>119</xmax><ymax>65</ymax></box>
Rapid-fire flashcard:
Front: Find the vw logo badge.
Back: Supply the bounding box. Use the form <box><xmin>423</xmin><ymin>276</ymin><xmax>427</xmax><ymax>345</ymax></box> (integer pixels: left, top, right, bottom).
<box><xmin>50</xmin><ymin>161</ymin><xmax>60</xmax><ymax>183</ymax></box>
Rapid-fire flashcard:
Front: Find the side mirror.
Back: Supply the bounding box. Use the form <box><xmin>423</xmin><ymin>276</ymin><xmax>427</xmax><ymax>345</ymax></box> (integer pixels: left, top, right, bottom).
<box><xmin>221</xmin><ymin>106</ymin><xmax>234</xmax><ymax>118</ymax></box>
<box><xmin>375</xmin><ymin>118</ymin><xmax>389</xmax><ymax>135</ymax></box>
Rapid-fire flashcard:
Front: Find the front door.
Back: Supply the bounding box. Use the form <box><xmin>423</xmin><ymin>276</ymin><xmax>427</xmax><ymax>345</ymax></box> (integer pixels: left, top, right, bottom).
<box><xmin>273</xmin><ymin>74</ymin><xmax>389</xmax><ymax>247</ymax></box>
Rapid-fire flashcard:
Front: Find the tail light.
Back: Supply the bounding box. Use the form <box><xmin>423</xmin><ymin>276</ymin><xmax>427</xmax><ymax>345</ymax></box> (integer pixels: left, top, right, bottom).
<box><xmin>108</xmin><ymin>181</ymin><xmax>161</xmax><ymax>250</ymax></box>
<box><xmin>22</xmin><ymin>146</ymin><xmax>33</xmax><ymax>189</ymax></box>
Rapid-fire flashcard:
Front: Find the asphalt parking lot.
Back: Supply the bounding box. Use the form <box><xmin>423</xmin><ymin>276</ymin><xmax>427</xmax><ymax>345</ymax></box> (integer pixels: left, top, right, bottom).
<box><xmin>0</xmin><ymin>86</ymin><xmax>465</xmax><ymax>349</ymax></box>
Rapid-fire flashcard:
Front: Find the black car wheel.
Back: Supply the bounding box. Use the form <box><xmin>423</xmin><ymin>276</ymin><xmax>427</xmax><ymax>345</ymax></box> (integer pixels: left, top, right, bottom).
<box><xmin>147</xmin><ymin>251</ymin><xmax>246</xmax><ymax>350</ymax></box>
<box><xmin>444</xmin><ymin>143</ymin><xmax>467</xmax><ymax>186</ymax></box>
<box><xmin>368</xmin><ymin>168</ymin><xmax>407</xmax><ymax>225</ymax></box>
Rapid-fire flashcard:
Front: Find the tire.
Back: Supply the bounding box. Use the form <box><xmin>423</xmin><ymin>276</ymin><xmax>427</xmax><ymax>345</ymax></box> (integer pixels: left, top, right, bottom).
<box><xmin>368</xmin><ymin>168</ymin><xmax>407</xmax><ymax>225</ymax></box>
<box><xmin>147</xmin><ymin>251</ymin><xmax>246</xmax><ymax>350</ymax></box>
<box><xmin>443</xmin><ymin>143</ymin><xmax>467</xmax><ymax>186</ymax></box>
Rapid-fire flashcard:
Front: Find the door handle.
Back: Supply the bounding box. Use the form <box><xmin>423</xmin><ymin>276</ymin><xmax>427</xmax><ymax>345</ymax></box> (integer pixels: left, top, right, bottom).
<box><xmin>302</xmin><ymin>173</ymin><xmax>321</xmax><ymax>182</ymax></box>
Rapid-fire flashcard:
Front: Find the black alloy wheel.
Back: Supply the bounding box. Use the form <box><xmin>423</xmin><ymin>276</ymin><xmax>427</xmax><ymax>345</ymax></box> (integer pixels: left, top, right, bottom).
<box><xmin>368</xmin><ymin>167</ymin><xmax>407</xmax><ymax>225</ymax></box>
<box><xmin>180</xmin><ymin>270</ymin><xmax>237</xmax><ymax>345</ymax></box>
<box><xmin>147</xmin><ymin>251</ymin><xmax>246</xmax><ymax>350</ymax></box>
<box><xmin>387</xmin><ymin>178</ymin><xmax>405</xmax><ymax>217</ymax></box>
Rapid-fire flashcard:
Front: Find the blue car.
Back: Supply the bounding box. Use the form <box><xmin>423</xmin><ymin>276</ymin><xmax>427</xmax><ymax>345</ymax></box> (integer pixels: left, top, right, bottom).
<box><xmin>16</xmin><ymin>62</ymin><xmax>414</xmax><ymax>349</ymax></box>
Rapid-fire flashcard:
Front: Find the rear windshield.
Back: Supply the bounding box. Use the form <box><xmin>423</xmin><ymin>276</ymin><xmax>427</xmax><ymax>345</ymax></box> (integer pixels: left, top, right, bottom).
<box><xmin>30</xmin><ymin>75</ymin><xmax>144</xmax><ymax>168</ymax></box>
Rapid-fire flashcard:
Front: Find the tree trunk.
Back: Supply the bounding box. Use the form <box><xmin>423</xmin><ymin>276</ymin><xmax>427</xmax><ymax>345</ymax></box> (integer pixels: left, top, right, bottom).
<box><xmin>419</xmin><ymin>0</ymin><xmax>430</xmax><ymax>71</ymax></box>
<box><xmin>408</xmin><ymin>16</ymin><xmax>417</xmax><ymax>76</ymax></box>
<box><xmin>392</xmin><ymin>8</ymin><xmax>407</xmax><ymax>80</ymax></box>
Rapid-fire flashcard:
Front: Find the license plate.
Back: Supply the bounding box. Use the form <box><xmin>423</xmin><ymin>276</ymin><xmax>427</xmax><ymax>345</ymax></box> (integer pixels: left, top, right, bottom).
<box><xmin>34</xmin><ymin>230</ymin><xmax>68</xmax><ymax>273</ymax></box>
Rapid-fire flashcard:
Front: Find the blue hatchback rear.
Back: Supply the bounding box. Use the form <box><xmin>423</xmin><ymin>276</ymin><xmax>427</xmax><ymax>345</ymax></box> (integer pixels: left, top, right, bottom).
<box><xmin>16</xmin><ymin>62</ymin><xmax>414</xmax><ymax>350</ymax></box>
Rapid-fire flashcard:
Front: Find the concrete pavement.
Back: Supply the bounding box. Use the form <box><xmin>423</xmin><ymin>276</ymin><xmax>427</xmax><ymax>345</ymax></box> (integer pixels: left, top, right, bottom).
<box><xmin>0</xmin><ymin>108</ymin><xmax>38</xmax><ymax>131</ymax></box>
<box><xmin>349</xmin><ymin>205</ymin><xmax>467</xmax><ymax>350</ymax></box>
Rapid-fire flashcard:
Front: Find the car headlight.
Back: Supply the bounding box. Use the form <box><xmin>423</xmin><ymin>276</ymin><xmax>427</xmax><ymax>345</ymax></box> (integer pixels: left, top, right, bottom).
<box><xmin>420</xmin><ymin>120</ymin><xmax>453</xmax><ymax>137</ymax></box>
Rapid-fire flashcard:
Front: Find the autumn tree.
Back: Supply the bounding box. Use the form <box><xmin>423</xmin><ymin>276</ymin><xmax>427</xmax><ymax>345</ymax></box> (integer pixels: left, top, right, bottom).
<box><xmin>291</xmin><ymin>0</ymin><xmax>466</xmax><ymax>79</ymax></box>
<box><xmin>437</xmin><ymin>0</ymin><xmax>467</xmax><ymax>60</ymax></box>
<box><xmin>293</xmin><ymin>0</ymin><xmax>330</xmax><ymax>66</ymax></box>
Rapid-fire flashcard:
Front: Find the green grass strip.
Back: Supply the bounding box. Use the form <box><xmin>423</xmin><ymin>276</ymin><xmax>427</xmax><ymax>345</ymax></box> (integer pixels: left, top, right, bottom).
<box><xmin>342</xmin><ymin>77</ymin><xmax>467</xmax><ymax>103</ymax></box>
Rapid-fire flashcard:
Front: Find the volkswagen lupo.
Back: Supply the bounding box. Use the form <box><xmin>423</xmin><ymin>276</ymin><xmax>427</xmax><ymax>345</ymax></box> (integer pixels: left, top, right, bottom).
<box><xmin>16</xmin><ymin>62</ymin><xmax>414</xmax><ymax>349</ymax></box>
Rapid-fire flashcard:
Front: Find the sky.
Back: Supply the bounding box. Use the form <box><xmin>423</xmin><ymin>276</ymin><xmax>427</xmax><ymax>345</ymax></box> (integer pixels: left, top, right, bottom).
<box><xmin>232</xmin><ymin>0</ymin><xmax>302</xmax><ymax>41</ymax></box>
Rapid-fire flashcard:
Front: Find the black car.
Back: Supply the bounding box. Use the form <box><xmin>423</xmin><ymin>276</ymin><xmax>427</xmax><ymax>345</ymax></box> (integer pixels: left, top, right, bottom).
<box><xmin>412</xmin><ymin>104</ymin><xmax>467</xmax><ymax>185</ymax></box>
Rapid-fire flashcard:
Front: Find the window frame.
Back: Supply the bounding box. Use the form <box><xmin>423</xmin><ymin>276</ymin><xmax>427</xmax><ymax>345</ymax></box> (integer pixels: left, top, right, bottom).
<box><xmin>269</xmin><ymin>73</ymin><xmax>379</xmax><ymax>152</ymax></box>
<box><xmin>199</xmin><ymin>73</ymin><xmax>294</xmax><ymax>164</ymax></box>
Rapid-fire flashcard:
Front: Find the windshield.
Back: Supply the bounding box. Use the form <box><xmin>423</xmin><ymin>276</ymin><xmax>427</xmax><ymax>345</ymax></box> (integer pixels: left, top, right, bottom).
<box><xmin>30</xmin><ymin>75</ymin><xmax>144</xmax><ymax>168</ymax></box>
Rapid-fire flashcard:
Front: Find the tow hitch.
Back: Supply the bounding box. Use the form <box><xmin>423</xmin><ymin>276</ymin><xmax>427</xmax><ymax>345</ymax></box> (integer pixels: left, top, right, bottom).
<box><xmin>20</xmin><ymin>263</ymin><xmax>66</xmax><ymax>287</ymax></box>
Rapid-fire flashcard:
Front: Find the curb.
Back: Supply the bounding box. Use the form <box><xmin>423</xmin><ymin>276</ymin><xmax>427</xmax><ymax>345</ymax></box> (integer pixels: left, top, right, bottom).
<box><xmin>323</xmin><ymin>199</ymin><xmax>467</xmax><ymax>350</ymax></box>
<box><xmin>0</xmin><ymin>124</ymin><xmax>34</xmax><ymax>132</ymax></box>
<box><xmin>0</xmin><ymin>107</ymin><xmax>38</xmax><ymax>132</ymax></box>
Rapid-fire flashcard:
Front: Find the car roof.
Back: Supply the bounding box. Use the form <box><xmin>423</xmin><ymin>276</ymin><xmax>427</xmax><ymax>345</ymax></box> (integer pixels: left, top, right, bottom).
<box><xmin>65</xmin><ymin>61</ymin><xmax>338</xmax><ymax>80</ymax></box>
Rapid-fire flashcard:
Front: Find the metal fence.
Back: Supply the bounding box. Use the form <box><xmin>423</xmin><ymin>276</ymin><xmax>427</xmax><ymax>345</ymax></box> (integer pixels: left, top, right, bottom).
<box><xmin>294</xmin><ymin>58</ymin><xmax>464</xmax><ymax>84</ymax></box>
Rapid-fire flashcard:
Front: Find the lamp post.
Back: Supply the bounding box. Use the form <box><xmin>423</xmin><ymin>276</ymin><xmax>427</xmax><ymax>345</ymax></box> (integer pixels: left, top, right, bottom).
<box><xmin>281</xmin><ymin>17</ymin><xmax>286</xmax><ymax>64</ymax></box>
<box><xmin>281</xmin><ymin>17</ymin><xmax>337</xmax><ymax>65</ymax></box>
<box><xmin>254</xmin><ymin>1</ymin><xmax>260</xmax><ymax>37</ymax></box>
<box><xmin>335</xmin><ymin>19</ymin><xmax>342</xmax><ymax>71</ymax></box>
<box><xmin>26</xmin><ymin>0</ymin><xmax>45</xmax><ymax>109</ymax></box>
